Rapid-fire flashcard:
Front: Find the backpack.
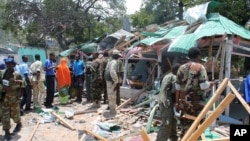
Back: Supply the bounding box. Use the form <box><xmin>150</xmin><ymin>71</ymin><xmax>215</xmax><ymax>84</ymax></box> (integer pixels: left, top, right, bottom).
<box><xmin>104</xmin><ymin>61</ymin><xmax>114</xmax><ymax>82</ymax></box>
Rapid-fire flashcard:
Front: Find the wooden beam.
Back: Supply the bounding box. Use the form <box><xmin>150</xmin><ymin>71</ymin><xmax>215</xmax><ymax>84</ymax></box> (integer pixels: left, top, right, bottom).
<box><xmin>182</xmin><ymin>114</ymin><xmax>196</xmax><ymax>121</ymax></box>
<box><xmin>208</xmin><ymin>36</ymin><xmax>215</xmax><ymax>57</ymax></box>
<box><xmin>51</xmin><ymin>111</ymin><xmax>75</xmax><ymax>130</ymax></box>
<box><xmin>228</xmin><ymin>81</ymin><xmax>250</xmax><ymax>114</ymax></box>
<box><xmin>187</xmin><ymin>93</ymin><xmax>235</xmax><ymax>141</ymax></box>
<box><xmin>181</xmin><ymin>78</ymin><xmax>229</xmax><ymax>141</ymax></box>
<box><xmin>83</xmin><ymin>128</ymin><xmax>109</xmax><ymax>141</ymax></box>
<box><xmin>28</xmin><ymin>119</ymin><xmax>41</xmax><ymax>141</ymax></box>
<box><xmin>140</xmin><ymin>129</ymin><xmax>151</xmax><ymax>141</ymax></box>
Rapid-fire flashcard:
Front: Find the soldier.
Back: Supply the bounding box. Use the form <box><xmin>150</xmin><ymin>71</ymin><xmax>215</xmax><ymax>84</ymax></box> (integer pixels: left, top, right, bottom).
<box><xmin>101</xmin><ymin>51</ymin><xmax>109</xmax><ymax>104</ymax></box>
<box><xmin>156</xmin><ymin>63</ymin><xmax>181</xmax><ymax>141</ymax></box>
<box><xmin>91</xmin><ymin>52</ymin><xmax>103</xmax><ymax>107</ymax></box>
<box><xmin>1</xmin><ymin>57</ymin><xmax>25</xmax><ymax>141</ymax></box>
<box><xmin>175</xmin><ymin>47</ymin><xmax>214</xmax><ymax>136</ymax></box>
<box><xmin>105</xmin><ymin>50</ymin><xmax>122</xmax><ymax>114</ymax></box>
<box><xmin>85</xmin><ymin>57</ymin><xmax>93</xmax><ymax>102</ymax></box>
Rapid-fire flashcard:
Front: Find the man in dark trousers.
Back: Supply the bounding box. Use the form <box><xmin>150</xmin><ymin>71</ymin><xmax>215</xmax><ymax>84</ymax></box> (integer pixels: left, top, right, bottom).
<box><xmin>19</xmin><ymin>55</ymin><xmax>32</xmax><ymax>111</ymax></box>
<box><xmin>156</xmin><ymin>63</ymin><xmax>180</xmax><ymax>141</ymax></box>
<box><xmin>44</xmin><ymin>53</ymin><xmax>56</xmax><ymax>108</ymax></box>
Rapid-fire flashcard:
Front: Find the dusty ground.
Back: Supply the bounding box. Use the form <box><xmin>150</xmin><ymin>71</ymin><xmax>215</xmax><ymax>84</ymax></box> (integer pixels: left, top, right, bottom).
<box><xmin>0</xmin><ymin>96</ymin><xmax>157</xmax><ymax>141</ymax></box>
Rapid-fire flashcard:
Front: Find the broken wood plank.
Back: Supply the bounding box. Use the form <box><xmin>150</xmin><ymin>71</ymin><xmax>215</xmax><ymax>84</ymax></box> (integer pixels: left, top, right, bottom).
<box><xmin>82</xmin><ymin>128</ymin><xmax>109</xmax><ymax>141</ymax></box>
<box><xmin>74</xmin><ymin>109</ymin><xmax>97</xmax><ymax>115</ymax></box>
<box><xmin>51</xmin><ymin>111</ymin><xmax>75</xmax><ymax>130</ymax></box>
<box><xmin>181</xmin><ymin>78</ymin><xmax>228</xmax><ymax>141</ymax></box>
<box><xmin>140</xmin><ymin>129</ymin><xmax>150</xmax><ymax>141</ymax></box>
<box><xmin>182</xmin><ymin>114</ymin><xmax>196</xmax><ymax>121</ymax></box>
<box><xmin>28</xmin><ymin>119</ymin><xmax>41</xmax><ymax>141</ymax></box>
<box><xmin>187</xmin><ymin>93</ymin><xmax>235</xmax><ymax>141</ymax></box>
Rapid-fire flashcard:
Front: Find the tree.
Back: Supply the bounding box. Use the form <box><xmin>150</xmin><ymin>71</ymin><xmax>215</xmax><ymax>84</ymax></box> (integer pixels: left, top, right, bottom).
<box><xmin>130</xmin><ymin>0</ymin><xmax>250</xmax><ymax>28</ymax></box>
<box><xmin>0</xmin><ymin>0</ymin><xmax>126</xmax><ymax>50</ymax></box>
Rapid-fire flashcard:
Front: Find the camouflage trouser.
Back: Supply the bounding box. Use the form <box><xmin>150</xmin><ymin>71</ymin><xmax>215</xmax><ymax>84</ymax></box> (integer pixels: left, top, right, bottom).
<box><xmin>178</xmin><ymin>92</ymin><xmax>205</xmax><ymax>136</ymax></box>
<box><xmin>31</xmin><ymin>81</ymin><xmax>46</xmax><ymax>107</ymax></box>
<box><xmin>106</xmin><ymin>81</ymin><xmax>117</xmax><ymax>111</ymax></box>
<box><xmin>2</xmin><ymin>94</ymin><xmax>21</xmax><ymax>130</ymax></box>
<box><xmin>156</xmin><ymin>103</ymin><xmax>178</xmax><ymax>141</ymax></box>
<box><xmin>92</xmin><ymin>78</ymin><xmax>103</xmax><ymax>103</ymax></box>
<box><xmin>85</xmin><ymin>74</ymin><xmax>92</xmax><ymax>101</ymax></box>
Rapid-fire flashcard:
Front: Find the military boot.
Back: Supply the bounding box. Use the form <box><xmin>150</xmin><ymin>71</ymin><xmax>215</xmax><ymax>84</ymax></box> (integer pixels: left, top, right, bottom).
<box><xmin>13</xmin><ymin>122</ymin><xmax>22</xmax><ymax>133</ymax></box>
<box><xmin>2</xmin><ymin>130</ymin><xmax>11</xmax><ymax>141</ymax></box>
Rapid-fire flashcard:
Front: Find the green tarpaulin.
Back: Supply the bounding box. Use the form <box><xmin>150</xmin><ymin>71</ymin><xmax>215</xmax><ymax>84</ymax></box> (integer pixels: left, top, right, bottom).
<box><xmin>59</xmin><ymin>43</ymin><xmax>98</xmax><ymax>57</ymax></box>
<box><xmin>168</xmin><ymin>13</ymin><xmax>250</xmax><ymax>54</ymax></box>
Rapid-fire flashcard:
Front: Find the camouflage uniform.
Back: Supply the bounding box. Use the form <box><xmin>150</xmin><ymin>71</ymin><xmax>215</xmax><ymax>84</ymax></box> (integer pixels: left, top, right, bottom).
<box><xmin>1</xmin><ymin>69</ymin><xmax>25</xmax><ymax>130</ymax></box>
<box><xmin>175</xmin><ymin>61</ymin><xmax>209</xmax><ymax>134</ymax></box>
<box><xmin>85</xmin><ymin>61</ymin><xmax>93</xmax><ymax>102</ymax></box>
<box><xmin>101</xmin><ymin>56</ymin><xmax>109</xmax><ymax>103</ymax></box>
<box><xmin>91</xmin><ymin>58</ymin><xmax>103</xmax><ymax>104</ymax></box>
<box><xmin>156</xmin><ymin>72</ymin><xmax>178</xmax><ymax>141</ymax></box>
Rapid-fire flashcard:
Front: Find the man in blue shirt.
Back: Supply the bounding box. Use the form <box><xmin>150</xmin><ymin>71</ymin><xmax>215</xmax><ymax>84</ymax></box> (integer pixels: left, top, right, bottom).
<box><xmin>44</xmin><ymin>53</ymin><xmax>56</xmax><ymax>108</ymax></box>
<box><xmin>73</xmin><ymin>54</ymin><xmax>85</xmax><ymax>103</ymax></box>
<box><xmin>19</xmin><ymin>55</ymin><xmax>32</xmax><ymax>111</ymax></box>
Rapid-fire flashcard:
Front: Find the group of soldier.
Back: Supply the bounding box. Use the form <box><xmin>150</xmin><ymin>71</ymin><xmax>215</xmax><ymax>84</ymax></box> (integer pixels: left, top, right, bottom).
<box><xmin>156</xmin><ymin>47</ymin><xmax>214</xmax><ymax>141</ymax></box>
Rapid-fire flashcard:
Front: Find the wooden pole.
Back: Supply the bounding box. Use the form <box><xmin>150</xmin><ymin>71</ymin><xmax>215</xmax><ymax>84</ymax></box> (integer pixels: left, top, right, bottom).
<box><xmin>211</xmin><ymin>138</ymin><xmax>230</xmax><ymax>141</ymax></box>
<box><xmin>187</xmin><ymin>93</ymin><xmax>235</xmax><ymax>141</ymax></box>
<box><xmin>181</xmin><ymin>78</ymin><xmax>229</xmax><ymax>141</ymax></box>
<box><xmin>219</xmin><ymin>41</ymin><xmax>226</xmax><ymax>82</ymax></box>
<box><xmin>51</xmin><ymin>111</ymin><xmax>75</xmax><ymax>130</ymax></box>
<box><xmin>224</xmin><ymin>40</ymin><xmax>233</xmax><ymax>116</ymax></box>
<box><xmin>228</xmin><ymin>81</ymin><xmax>250</xmax><ymax>114</ymax></box>
<box><xmin>28</xmin><ymin>119</ymin><xmax>41</xmax><ymax>141</ymax></box>
<box><xmin>140</xmin><ymin>129</ymin><xmax>151</xmax><ymax>141</ymax></box>
<box><xmin>83</xmin><ymin>128</ymin><xmax>109</xmax><ymax>141</ymax></box>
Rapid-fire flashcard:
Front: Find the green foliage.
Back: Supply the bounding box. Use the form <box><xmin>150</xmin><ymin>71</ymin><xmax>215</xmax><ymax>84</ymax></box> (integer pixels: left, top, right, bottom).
<box><xmin>0</xmin><ymin>0</ymin><xmax>126</xmax><ymax>50</ymax></box>
<box><xmin>129</xmin><ymin>0</ymin><xmax>250</xmax><ymax>28</ymax></box>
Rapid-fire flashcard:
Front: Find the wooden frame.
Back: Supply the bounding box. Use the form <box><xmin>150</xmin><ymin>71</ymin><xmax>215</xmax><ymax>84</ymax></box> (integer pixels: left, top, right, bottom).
<box><xmin>181</xmin><ymin>78</ymin><xmax>250</xmax><ymax>141</ymax></box>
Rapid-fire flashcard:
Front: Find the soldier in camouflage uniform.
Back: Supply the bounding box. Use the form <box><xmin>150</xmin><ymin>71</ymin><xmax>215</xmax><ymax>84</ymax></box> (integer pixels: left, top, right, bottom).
<box><xmin>100</xmin><ymin>51</ymin><xmax>109</xmax><ymax>104</ymax></box>
<box><xmin>1</xmin><ymin>58</ymin><xmax>25</xmax><ymax>141</ymax></box>
<box><xmin>175</xmin><ymin>47</ymin><xmax>213</xmax><ymax>136</ymax></box>
<box><xmin>91</xmin><ymin>52</ymin><xmax>104</xmax><ymax>107</ymax></box>
<box><xmin>156</xmin><ymin>63</ymin><xmax>180</xmax><ymax>141</ymax></box>
<box><xmin>85</xmin><ymin>57</ymin><xmax>93</xmax><ymax>102</ymax></box>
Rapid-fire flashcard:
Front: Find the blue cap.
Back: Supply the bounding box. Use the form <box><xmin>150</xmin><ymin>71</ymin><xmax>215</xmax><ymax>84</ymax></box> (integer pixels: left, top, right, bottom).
<box><xmin>3</xmin><ymin>57</ymin><xmax>17</xmax><ymax>65</ymax></box>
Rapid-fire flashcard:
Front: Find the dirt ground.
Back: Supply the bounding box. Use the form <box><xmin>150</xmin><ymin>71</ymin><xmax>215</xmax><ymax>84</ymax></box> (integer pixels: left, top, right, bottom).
<box><xmin>0</xmin><ymin>96</ymin><xmax>157</xmax><ymax>141</ymax></box>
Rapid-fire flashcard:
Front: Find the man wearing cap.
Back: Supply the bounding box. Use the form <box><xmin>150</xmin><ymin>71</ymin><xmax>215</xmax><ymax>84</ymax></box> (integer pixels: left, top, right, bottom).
<box><xmin>1</xmin><ymin>57</ymin><xmax>25</xmax><ymax>140</ymax></box>
<box><xmin>30</xmin><ymin>54</ymin><xmax>46</xmax><ymax>108</ymax></box>
<box><xmin>105</xmin><ymin>50</ymin><xmax>122</xmax><ymax>114</ymax></box>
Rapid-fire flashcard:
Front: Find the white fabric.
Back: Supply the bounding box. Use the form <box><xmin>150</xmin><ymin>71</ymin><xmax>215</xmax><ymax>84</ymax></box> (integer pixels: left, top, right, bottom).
<box><xmin>199</xmin><ymin>81</ymin><xmax>210</xmax><ymax>90</ymax></box>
